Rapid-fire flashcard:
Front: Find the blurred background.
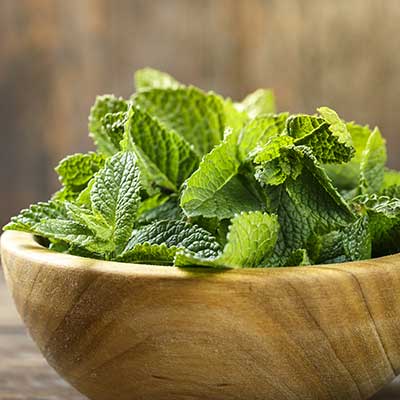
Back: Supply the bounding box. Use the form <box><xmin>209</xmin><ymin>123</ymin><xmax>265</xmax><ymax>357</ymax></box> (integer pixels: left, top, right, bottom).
<box><xmin>1</xmin><ymin>0</ymin><xmax>400</xmax><ymax>227</ymax></box>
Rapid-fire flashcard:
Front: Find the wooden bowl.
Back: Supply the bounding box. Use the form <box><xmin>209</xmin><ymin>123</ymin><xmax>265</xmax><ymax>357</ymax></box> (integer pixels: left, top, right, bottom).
<box><xmin>1</xmin><ymin>231</ymin><xmax>400</xmax><ymax>400</ymax></box>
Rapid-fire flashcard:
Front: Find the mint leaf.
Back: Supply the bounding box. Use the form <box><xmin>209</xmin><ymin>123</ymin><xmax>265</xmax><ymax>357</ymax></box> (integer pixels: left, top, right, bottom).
<box><xmin>124</xmin><ymin>220</ymin><xmax>220</xmax><ymax>257</ymax></box>
<box><xmin>238</xmin><ymin>113</ymin><xmax>288</xmax><ymax>161</ymax></box>
<box><xmin>324</xmin><ymin>122</ymin><xmax>386</xmax><ymax>195</ymax></box>
<box><xmin>175</xmin><ymin>211</ymin><xmax>279</xmax><ymax>268</ymax></box>
<box><xmin>89</xmin><ymin>95</ymin><xmax>128</xmax><ymax>155</ymax></box>
<box><xmin>91</xmin><ymin>152</ymin><xmax>141</xmax><ymax>254</ymax></box>
<box><xmin>287</xmin><ymin>107</ymin><xmax>354</xmax><ymax>164</ymax></box>
<box><xmin>135</xmin><ymin>68</ymin><xmax>183</xmax><ymax>91</ymax></box>
<box><xmin>180</xmin><ymin>131</ymin><xmax>265</xmax><ymax>219</ymax></box>
<box><xmin>138</xmin><ymin>195</ymin><xmax>183</xmax><ymax>224</ymax></box>
<box><xmin>54</xmin><ymin>152</ymin><xmax>106</xmax><ymax>201</ymax></box>
<box><xmin>353</xmin><ymin>194</ymin><xmax>400</xmax><ymax>257</ymax></box>
<box><xmin>65</xmin><ymin>202</ymin><xmax>111</xmax><ymax>241</ymax></box>
<box><xmin>122</xmin><ymin>106</ymin><xmax>198</xmax><ymax>191</ymax></box>
<box><xmin>237</xmin><ymin>89</ymin><xmax>276</xmax><ymax>118</ymax></box>
<box><xmin>223</xmin><ymin>98</ymin><xmax>249</xmax><ymax>132</ymax></box>
<box><xmin>34</xmin><ymin>219</ymin><xmax>108</xmax><ymax>254</ymax></box>
<box><xmin>133</xmin><ymin>87</ymin><xmax>225</xmax><ymax>156</ymax></box>
<box><xmin>117</xmin><ymin>243</ymin><xmax>178</xmax><ymax>265</ymax></box>
<box><xmin>6</xmin><ymin>67</ymin><xmax>400</xmax><ymax>268</ymax></box>
<box><xmin>287</xmin><ymin>249</ymin><xmax>311</xmax><ymax>266</ymax></box>
<box><xmin>4</xmin><ymin>201</ymin><xmax>68</xmax><ymax>233</ymax></box>
<box><xmin>253</xmin><ymin>136</ymin><xmax>299</xmax><ymax>185</ymax></box>
<box><xmin>381</xmin><ymin>184</ymin><xmax>400</xmax><ymax>199</ymax></box>
<box><xmin>382</xmin><ymin>169</ymin><xmax>400</xmax><ymax>190</ymax></box>
<box><xmin>101</xmin><ymin>111</ymin><xmax>127</xmax><ymax>151</ymax></box>
<box><xmin>310</xmin><ymin>216</ymin><xmax>371</xmax><ymax>264</ymax></box>
<box><xmin>359</xmin><ymin>128</ymin><xmax>387</xmax><ymax>194</ymax></box>
<box><xmin>258</xmin><ymin>147</ymin><xmax>355</xmax><ymax>266</ymax></box>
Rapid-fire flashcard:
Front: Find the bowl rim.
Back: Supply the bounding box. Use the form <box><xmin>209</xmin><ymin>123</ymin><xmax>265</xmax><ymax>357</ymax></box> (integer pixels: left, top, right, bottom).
<box><xmin>1</xmin><ymin>230</ymin><xmax>396</xmax><ymax>279</ymax></box>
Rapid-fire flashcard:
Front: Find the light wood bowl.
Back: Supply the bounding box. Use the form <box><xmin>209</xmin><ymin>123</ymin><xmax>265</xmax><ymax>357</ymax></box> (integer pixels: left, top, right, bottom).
<box><xmin>1</xmin><ymin>231</ymin><xmax>400</xmax><ymax>400</ymax></box>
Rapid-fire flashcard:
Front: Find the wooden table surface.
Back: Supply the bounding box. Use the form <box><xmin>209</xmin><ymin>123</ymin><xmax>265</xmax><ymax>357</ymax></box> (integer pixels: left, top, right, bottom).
<box><xmin>1</xmin><ymin>266</ymin><xmax>400</xmax><ymax>400</ymax></box>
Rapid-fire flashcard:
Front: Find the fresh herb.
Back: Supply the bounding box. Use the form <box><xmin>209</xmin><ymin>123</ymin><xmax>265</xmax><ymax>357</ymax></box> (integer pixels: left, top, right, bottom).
<box><xmin>5</xmin><ymin>68</ymin><xmax>400</xmax><ymax>268</ymax></box>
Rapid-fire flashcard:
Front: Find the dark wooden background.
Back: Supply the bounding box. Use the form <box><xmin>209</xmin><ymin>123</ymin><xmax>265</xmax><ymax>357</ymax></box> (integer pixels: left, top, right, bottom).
<box><xmin>1</xmin><ymin>0</ymin><xmax>400</xmax><ymax>227</ymax></box>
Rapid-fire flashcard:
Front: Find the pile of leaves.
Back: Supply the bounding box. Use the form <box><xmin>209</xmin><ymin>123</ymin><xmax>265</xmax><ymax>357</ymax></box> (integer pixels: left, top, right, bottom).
<box><xmin>5</xmin><ymin>68</ymin><xmax>400</xmax><ymax>268</ymax></box>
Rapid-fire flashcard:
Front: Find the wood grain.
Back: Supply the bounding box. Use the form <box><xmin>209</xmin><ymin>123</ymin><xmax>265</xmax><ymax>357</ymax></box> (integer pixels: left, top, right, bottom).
<box><xmin>0</xmin><ymin>270</ymin><xmax>86</xmax><ymax>399</ymax></box>
<box><xmin>2</xmin><ymin>231</ymin><xmax>400</xmax><ymax>400</ymax></box>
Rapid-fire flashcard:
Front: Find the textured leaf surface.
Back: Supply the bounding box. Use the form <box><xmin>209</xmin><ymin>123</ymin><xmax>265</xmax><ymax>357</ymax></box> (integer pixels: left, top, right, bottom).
<box><xmin>123</xmin><ymin>107</ymin><xmax>198</xmax><ymax>191</ymax></box>
<box><xmin>223</xmin><ymin>98</ymin><xmax>249</xmax><ymax>132</ymax></box>
<box><xmin>125</xmin><ymin>219</ymin><xmax>220</xmax><ymax>258</ymax></box>
<box><xmin>382</xmin><ymin>169</ymin><xmax>400</xmax><ymax>190</ymax></box>
<box><xmin>175</xmin><ymin>212</ymin><xmax>279</xmax><ymax>268</ymax></box>
<box><xmin>66</xmin><ymin>202</ymin><xmax>111</xmax><ymax>241</ymax></box>
<box><xmin>116</xmin><ymin>243</ymin><xmax>178</xmax><ymax>265</ymax></box>
<box><xmin>287</xmin><ymin>107</ymin><xmax>354</xmax><ymax>164</ymax></box>
<box><xmin>286</xmin><ymin>249</ymin><xmax>311</xmax><ymax>266</ymax></box>
<box><xmin>354</xmin><ymin>194</ymin><xmax>400</xmax><ymax>256</ymax></box>
<box><xmin>55</xmin><ymin>152</ymin><xmax>106</xmax><ymax>200</ymax></box>
<box><xmin>360</xmin><ymin>128</ymin><xmax>387</xmax><ymax>194</ymax></box>
<box><xmin>89</xmin><ymin>95</ymin><xmax>128</xmax><ymax>155</ymax></box>
<box><xmin>238</xmin><ymin>113</ymin><xmax>288</xmax><ymax>161</ymax></box>
<box><xmin>33</xmin><ymin>219</ymin><xmax>108</xmax><ymax>253</ymax></box>
<box><xmin>135</xmin><ymin>68</ymin><xmax>183</xmax><ymax>91</ymax></box>
<box><xmin>180</xmin><ymin>132</ymin><xmax>265</xmax><ymax>219</ymax></box>
<box><xmin>133</xmin><ymin>87</ymin><xmax>225</xmax><ymax>155</ymax></box>
<box><xmin>324</xmin><ymin>123</ymin><xmax>386</xmax><ymax>194</ymax></box>
<box><xmin>138</xmin><ymin>195</ymin><xmax>183</xmax><ymax>224</ymax></box>
<box><xmin>237</xmin><ymin>89</ymin><xmax>276</xmax><ymax>118</ymax></box>
<box><xmin>101</xmin><ymin>111</ymin><xmax>127</xmax><ymax>151</ymax></box>
<box><xmin>311</xmin><ymin>216</ymin><xmax>371</xmax><ymax>264</ymax></box>
<box><xmin>253</xmin><ymin>136</ymin><xmax>299</xmax><ymax>186</ymax></box>
<box><xmin>258</xmin><ymin>147</ymin><xmax>355</xmax><ymax>266</ymax></box>
<box><xmin>4</xmin><ymin>201</ymin><xmax>68</xmax><ymax>232</ymax></box>
<box><xmin>91</xmin><ymin>152</ymin><xmax>141</xmax><ymax>254</ymax></box>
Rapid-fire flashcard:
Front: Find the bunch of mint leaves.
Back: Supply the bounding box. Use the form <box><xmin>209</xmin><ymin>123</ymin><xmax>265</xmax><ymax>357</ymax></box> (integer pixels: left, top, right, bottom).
<box><xmin>5</xmin><ymin>68</ymin><xmax>400</xmax><ymax>268</ymax></box>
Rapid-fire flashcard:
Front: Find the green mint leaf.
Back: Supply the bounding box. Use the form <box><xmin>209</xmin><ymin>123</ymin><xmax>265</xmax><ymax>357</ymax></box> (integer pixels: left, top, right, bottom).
<box><xmin>237</xmin><ymin>89</ymin><xmax>276</xmax><ymax>118</ymax></box>
<box><xmin>258</xmin><ymin>147</ymin><xmax>355</xmax><ymax>266</ymax></box>
<box><xmin>353</xmin><ymin>194</ymin><xmax>400</xmax><ymax>257</ymax></box>
<box><xmin>223</xmin><ymin>98</ymin><xmax>249</xmax><ymax>132</ymax></box>
<box><xmin>138</xmin><ymin>195</ymin><xmax>183</xmax><ymax>224</ymax></box>
<box><xmin>180</xmin><ymin>131</ymin><xmax>265</xmax><ymax>219</ymax></box>
<box><xmin>287</xmin><ymin>107</ymin><xmax>354</xmax><ymax>164</ymax></box>
<box><xmin>359</xmin><ymin>128</ymin><xmax>387</xmax><ymax>194</ymax></box>
<box><xmin>122</xmin><ymin>106</ymin><xmax>199</xmax><ymax>192</ymax></box>
<box><xmin>133</xmin><ymin>87</ymin><xmax>225</xmax><ymax>156</ymax></box>
<box><xmin>65</xmin><ymin>202</ymin><xmax>111</xmax><ymax>241</ymax></box>
<box><xmin>91</xmin><ymin>151</ymin><xmax>141</xmax><ymax>254</ymax></box>
<box><xmin>324</xmin><ymin>122</ymin><xmax>386</xmax><ymax>195</ymax></box>
<box><xmin>175</xmin><ymin>211</ymin><xmax>279</xmax><ymax>268</ymax></box>
<box><xmin>75</xmin><ymin>179</ymin><xmax>95</xmax><ymax>207</ymax></box>
<box><xmin>101</xmin><ymin>111</ymin><xmax>127</xmax><ymax>151</ymax></box>
<box><xmin>134</xmin><ymin>68</ymin><xmax>183</xmax><ymax>91</ymax></box>
<box><xmin>116</xmin><ymin>243</ymin><xmax>178</xmax><ymax>265</ymax></box>
<box><xmin>253</xmin><ymin>136</ymin><xmax>299</xmax><ymax>186</ymax></box>
<box><xmin>310</xmin><ymin>216</ymin><xmax>371</xmax><ymax>264</ymax></box>
<box><xmin>4</xmin><ymin>201</ymin><xmax>68</xmax><ymax>233</ymax></box>
<box><xmin>286</xmin><ymin>249</ymin><xmax>311</xmax><ymax>266</ymax></box>
<box><xmin>89</xmin><ymin>95</ymin><xmax>128</xmax><ymax>155</ymax></box>
<box><xmin>238</xmin><ymin>113</ymin><xmax>289</xmax><ymax>161</ymax></box>
<box><xmin>380</xmin><ymin>184</ymin><xmax>400</xmax><ymax>199</ymax></box>
<box><xmin>342</xmin><ymin>216</ymin><xmax>371</xmax><ymax>261</ymax></box>
<box><xmin>34</xmin><ymin>219</ymin><xmax>108</xmax><ymax>254</ymax></box>
<box><xmin>124</xmin><ymin>220</ymin><xmax>220</xmax><ymax>258</ymax></box>
<box><xmin>54</xmin><ymin>152</ymin><xmax>106</xmax><ymax>201</ymax></box>
<box><xmin>382</xmin><ymin>169</ymin><xmax>400</xmax><ymax>190</ymax></box>
<box><xmin>323</xmin><ymin>122</ymin><xmax>371</xmax><ymax>190</ymax></box>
